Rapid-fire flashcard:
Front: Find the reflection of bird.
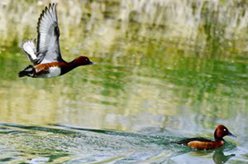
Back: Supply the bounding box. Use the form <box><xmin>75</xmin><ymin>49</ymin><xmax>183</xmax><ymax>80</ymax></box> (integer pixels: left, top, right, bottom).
<box><xmin>213</xmin><ymin>149</ymin><xmax>235</xmax><ymax>164</ymax></box>
<box><xmin>177</xmin><ymin>125</ymin><xmax>236</xmax><ymax>150</ymax></box>
<box><xmin>19</xmin><ymin>3</ymin><xmax>92</xmax><ymax>78</ymax></box>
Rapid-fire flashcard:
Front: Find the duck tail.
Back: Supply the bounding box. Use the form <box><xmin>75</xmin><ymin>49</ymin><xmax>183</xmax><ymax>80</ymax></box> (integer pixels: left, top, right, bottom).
<box><xmin>18</xmin><ymin>65</ymin><xmax>35</xmax><ymax>77</ymax></box>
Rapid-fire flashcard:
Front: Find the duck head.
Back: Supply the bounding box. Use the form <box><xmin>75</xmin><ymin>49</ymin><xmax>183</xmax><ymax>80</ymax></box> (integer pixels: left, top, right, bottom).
<box><xmin>73</xmin><ymin>56</ymin><xmax>93</xmax><ymax>66</ymax></box>
<box><xmin>214</xmin><ymin>125</ymin><xmax>235</xmax><ymax>141</ymax></box>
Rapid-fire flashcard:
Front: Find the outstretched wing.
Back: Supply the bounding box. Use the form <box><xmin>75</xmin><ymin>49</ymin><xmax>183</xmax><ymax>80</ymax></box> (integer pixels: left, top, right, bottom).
<box><xmin>37</xmin><ymin>3</ymin><xmax>63</xmax><ymax>64</ymax></box>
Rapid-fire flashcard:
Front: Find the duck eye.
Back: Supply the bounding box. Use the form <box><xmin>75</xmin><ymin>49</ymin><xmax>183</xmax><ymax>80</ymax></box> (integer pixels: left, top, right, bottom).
<box><xmin>223</xmin><ymin>129</ymin><xmax>226</xmax><ymax>131</ymax></box>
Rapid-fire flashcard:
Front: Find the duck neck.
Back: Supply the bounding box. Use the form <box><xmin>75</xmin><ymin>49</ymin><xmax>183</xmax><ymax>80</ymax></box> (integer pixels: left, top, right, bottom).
<box><xmin>61</xmin><ymin>60</ymin><xmax>81</xmax><ymax>74</ymax></box>
<box><xmin>214</xmin><ymin>131</ymin><xmax>223</xmax><ymax>141</ymax></box>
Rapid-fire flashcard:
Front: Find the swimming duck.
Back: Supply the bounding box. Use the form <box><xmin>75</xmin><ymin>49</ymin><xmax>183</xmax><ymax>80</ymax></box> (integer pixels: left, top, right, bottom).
<box><xmin>18</xmin><ymin>3</ymin><xmax>92</xmax><ymax>78</ymax></box>
<box><xmin>178</xmin><ymin>125</ymin><xmax>235</xmax><ymax>150</ymax></box>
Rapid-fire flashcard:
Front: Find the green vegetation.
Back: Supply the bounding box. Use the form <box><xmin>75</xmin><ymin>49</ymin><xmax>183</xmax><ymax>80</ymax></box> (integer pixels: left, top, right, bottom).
<box><xmin>0</xmin><ymin>0</ymin><xmax>247</xmax><ymax>57</ymax></box>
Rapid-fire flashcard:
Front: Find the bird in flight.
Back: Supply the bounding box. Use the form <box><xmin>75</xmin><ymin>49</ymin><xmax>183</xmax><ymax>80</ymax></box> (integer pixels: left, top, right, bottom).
<box><xmin>19</xmin><ymin>3</ymin><xmax>93</xmax><ymax>78</ymax></box>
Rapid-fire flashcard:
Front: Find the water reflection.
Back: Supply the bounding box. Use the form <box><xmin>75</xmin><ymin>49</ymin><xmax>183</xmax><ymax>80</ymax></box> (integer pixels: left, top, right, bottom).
<box><xmin>0</xmin><ymin>52</ymin><xmax>247</xmax><ymax>130</ymax></box>
<box><xmin>0</xmin><ymin>47</ymin><xmax>247</xmax><ymax>163</ymax></box>
<box><xmin>170</xmin><ymin>148</ymin><xmax>236</xmax><ymax>164</ymax></box>
<box><xmin>213</xmin><ymin>148</ymin><xmax>235</xmax><ymax>164</ymax></box>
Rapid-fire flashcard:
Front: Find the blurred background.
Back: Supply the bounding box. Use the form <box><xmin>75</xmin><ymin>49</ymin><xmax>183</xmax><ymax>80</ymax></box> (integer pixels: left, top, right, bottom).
<box><xmin>0</xmin><ymin>0</ymin><xmax>247</xmax><ymax>163</ymax></box>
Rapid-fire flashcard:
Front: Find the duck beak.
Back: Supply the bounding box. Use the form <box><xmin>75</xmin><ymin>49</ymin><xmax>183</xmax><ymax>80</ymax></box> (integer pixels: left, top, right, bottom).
<box><xmin>228</xmin><ymin>131</ymin><xmax>236</xmax><ymax>138</ymax></box>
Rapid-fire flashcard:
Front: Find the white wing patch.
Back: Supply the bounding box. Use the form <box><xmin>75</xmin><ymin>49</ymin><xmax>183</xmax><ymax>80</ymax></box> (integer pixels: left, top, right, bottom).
<box><xmin>22</xmin><ymin>40</ymin><xmax>37</xmax><ymax>62</ymax></box>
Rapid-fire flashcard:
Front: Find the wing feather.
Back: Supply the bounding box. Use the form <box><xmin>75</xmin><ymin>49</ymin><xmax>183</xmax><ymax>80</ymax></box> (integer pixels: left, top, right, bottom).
<box><xmin>36</xmin><ymin>3</ymin><xmax>63</xmax><ymax>64</ymax></box>
<box><xmin>22</xmin><ymin>40</ymin><xmax>37</xmax><ymax>63</ymax></box>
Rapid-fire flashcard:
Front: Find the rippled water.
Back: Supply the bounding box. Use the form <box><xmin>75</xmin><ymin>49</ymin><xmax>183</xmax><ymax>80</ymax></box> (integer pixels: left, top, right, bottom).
<box><xmin>0</xmin><ymin>123</ymin><xmax>238</xmax><ymax>163</ymax></box>
<box><xmin>0</xmin><ymin>0</ymin><xmax>248</xmax><ymax>163</ymax></box>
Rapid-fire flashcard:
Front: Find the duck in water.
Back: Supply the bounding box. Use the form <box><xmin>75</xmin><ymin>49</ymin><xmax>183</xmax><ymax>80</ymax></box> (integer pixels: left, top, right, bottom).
<box><xmin>178</xmin><ymin>125</ymin><xmax>235</xmax><ymax>150</ymax></box>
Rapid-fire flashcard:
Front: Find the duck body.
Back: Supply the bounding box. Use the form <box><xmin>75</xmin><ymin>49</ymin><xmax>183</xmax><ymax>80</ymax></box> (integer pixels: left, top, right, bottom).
<box><xmin>18</xmin><ymin>3</ymin><xmax>92</xmax><ymax>78</ymax></box>
<box><xmin>179</xmin><ymin>137</ymin><xmax>224</xmax><ymax>150</ymax></box>
<box><xmin>178</xmin><ymin>125</ymin><xmax>235</xmax><ymax>150</ymax></box>
<box><xmin>19</xmin><ymin>56</ymin><xmax>92</xmax><ymax>78</ymax></box>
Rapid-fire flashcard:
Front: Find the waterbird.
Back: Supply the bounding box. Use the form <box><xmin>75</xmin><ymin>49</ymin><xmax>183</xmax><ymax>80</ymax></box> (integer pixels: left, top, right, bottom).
<box><xmin>18</xmin><ymin>3</ymin><xmax>92</xmax><ymax>78</ymax></box>
<box><xmin>177</xmin><ymin>125</ymin><xmax>235</xmax><ymax>150</ymax></box>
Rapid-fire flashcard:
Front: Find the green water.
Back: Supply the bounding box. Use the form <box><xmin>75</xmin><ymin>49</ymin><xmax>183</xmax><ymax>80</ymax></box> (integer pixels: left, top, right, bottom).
<box><xmin>0</xmin><ymin>0</ymin><xmax>247</xmax><ymax>163</ymax></box>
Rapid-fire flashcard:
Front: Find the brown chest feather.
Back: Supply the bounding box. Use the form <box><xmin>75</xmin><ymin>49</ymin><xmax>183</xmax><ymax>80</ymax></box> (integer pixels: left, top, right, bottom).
<box><xmin>35</xmin><ymin>62</ymin><xmax>65</xmax><ymax>73</ymax></box>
